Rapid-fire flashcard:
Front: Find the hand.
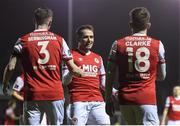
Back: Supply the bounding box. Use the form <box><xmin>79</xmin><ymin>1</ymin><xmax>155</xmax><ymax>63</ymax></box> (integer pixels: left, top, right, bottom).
<box><xmin>160</xmin><ymin>121</ymin><xmax>166</xmax><ymax>125</ymax></box>
<box><xmin>2</xmin><ymin>84</ymin><xmax>10</xmax><ymax>96</ymax></box>
<box><xmin>73</xmin><ymin>67</ymin><xmax>85</xmax><ymax>77</ymax></box>
<box><xmin>105</xmin><ymin>100</ymin><xmax>115</xmax><ymax>117</ymax></box>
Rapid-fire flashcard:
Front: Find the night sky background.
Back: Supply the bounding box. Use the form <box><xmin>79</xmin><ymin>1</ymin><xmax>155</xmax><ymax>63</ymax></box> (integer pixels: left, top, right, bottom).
<box><xmin>0</xmin><ymin>0</ymin><xmax>179</xmax><ymax>121</ymax></box>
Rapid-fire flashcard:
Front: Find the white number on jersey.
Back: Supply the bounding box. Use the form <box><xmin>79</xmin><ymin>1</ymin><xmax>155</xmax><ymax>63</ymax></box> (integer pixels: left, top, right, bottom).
<box><xmin>37</xmin><ymin>41</ymin><xmax>50</xmax><ymax>64</ymax></box>
<box><xmin>126</xmin><ymin>47</ymin><xmax>150</xmax><ymax>72</ymax></box>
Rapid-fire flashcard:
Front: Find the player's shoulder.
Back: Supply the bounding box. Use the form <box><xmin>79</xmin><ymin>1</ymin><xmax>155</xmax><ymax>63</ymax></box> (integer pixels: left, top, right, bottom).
<box><xmin>147</xmin><ymin>36</ymin><xmax>161</xmax><ymax>43</ymax></box>
<box><xmin>18</xmin><ymin>32</ymin><xmax>32</xmax><ymax>42</ymax></box>
<box><xmin>115</xmin><ymin>35</ymin><xmax>127</xmax><ymax>43</ymax></box>
<box><xmin>48</xmin><ymin>31</ymin><xmax>64</xmax><ymax>41</ymax></box>
<box><xmin>70</xmin><ymin>49</ymin><xmax>77</xmax><ymax>54</ymax></box>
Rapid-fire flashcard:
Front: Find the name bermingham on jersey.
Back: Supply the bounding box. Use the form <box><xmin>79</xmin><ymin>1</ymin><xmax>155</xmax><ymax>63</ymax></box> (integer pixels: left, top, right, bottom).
<box><xmin>28</xmin><ymin>36</ymin><xmax>57</xmax><ymax>41</ymax></box>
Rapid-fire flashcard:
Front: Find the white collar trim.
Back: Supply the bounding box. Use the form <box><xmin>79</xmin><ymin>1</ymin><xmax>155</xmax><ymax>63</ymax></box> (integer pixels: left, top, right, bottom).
<box><xmin>132</xmin><ymin>33</ymin><xmax>146</xmax><ymax>36</ymax></box>
<box><xmin>85</xmin><ymin>51</ymin><xmax>91</xmax><ymax>55</ymax></box>
<box><xmin>34</xmin><ymin>29</ymin><xmax>48</xmax><ymax>32</ymax></box>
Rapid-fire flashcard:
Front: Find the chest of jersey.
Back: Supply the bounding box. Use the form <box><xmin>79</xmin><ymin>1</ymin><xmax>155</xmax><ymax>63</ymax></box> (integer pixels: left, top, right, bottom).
<box><xmin>72</xmin><ymin>51</ymin><xmax>101</xmax><ymax>77</ymax></box>
<box><xmin>170</xmin><ymin>99</ymin><xmax>180</xmax><ymax>112</ymax></box>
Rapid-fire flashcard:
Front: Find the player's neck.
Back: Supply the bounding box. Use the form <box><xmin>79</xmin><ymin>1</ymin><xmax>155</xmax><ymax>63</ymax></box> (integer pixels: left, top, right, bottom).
<box><xmin>35</xmin><ymin>25</ymin><xmax>49</xmax><ymax>30</ymax></box>
<box><xmin>77</xmin><ymin>48</ymin><xmax>91</xmax><ymax>55</ymax></box>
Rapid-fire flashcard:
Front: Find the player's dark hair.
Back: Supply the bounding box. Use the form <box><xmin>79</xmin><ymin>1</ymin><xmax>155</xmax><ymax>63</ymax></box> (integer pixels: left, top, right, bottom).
<box><xmin>34</xmin><ymin>7</ymin><xmax>53</xmax><ymax>25</ymax></box>
<box><xmin>76</xmin><ymin>24</ymin><xmax>94</xmax><ymax>39</ymax></box>
<box><xmin>129</xmin><ymin>7</ymin><xmax>150</xmax><ymax>31</ymax></box>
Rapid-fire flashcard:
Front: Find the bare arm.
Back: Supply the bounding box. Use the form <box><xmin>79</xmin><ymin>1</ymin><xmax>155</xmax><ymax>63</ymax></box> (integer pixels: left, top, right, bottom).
<box><xmin>160</xmin><ymin>107</ymin><xmax>169</xmax><ymax>125</ymax></box>
<box><xmin>100</xmin><ymin>75</ymin><xmax>118</xmax><ymax>95</ymax></box>
<box><xmin>105</xmin><ymin>61</ymin><xmax>117</xmax><ymax>102</ymax></box>
<box><xmin>65</xmin><ymin>59</ymin><xmax>84</xmax><ymax>77</ymax></box>
<box><xmin>62</xmin><ymin>63</ymin><xmax>73</xmax><ymax>85</ymax></box>
<box><xmin>12</xmin><ymin>90</ymin><xmax>24</xmax><ymax>101</ymax></box>
<box><xmin>157</xmin><ymin>63</ymin><xmax>166</xmax><ymax>81</ymax></box>
<box><xmin>3</xmin><ymin>55</ymin><xmax>18</xmax><ymax>95</ymax></box>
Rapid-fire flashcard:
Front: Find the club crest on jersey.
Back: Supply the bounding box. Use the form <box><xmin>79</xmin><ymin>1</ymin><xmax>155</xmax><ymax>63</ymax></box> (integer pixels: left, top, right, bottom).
<box><xmin>94</xmin><ymin>58</ymin><xmax>99</xmax><ymax>63</ymax></box>
<box><xmin>78</xmin><ymin>58</ymin><xmax>83</xmax><ymax>61</ymax></box>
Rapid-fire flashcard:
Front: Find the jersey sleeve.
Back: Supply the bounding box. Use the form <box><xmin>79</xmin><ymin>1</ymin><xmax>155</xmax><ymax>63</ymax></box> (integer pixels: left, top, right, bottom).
<box><xmin>108</xmin><ymin>40</ymin><xmax>118</xmax><ymax>62</ymax></box>
<box><xmin>12</xmin><ymin>76</ymin><xmax>24</xmax><ymax>92</ymax></box>
<box><xmin>158</xmin><ymin>41</ymin><xmax>166</xmax><ymax>64</ymax></box>
<box><xmin>61</xmin><ymin>61</ymin><xmax>72</xmax><ymax>85</ymax></box>
<box><xmin>62</xmin><ymin>39</ymin><xmax>73</xmax><ymax>61</ymax></box>
<box><xmin>165</xmin><ymin>96</ymin><xmax>170</xmax><ymax>107</ymax></box>
<box><xmin>12</xmin><ymin>38</ymin><xmax>23</xmax><ymax>56</ymax></box>
<box><xmin>99</xmin><ymin>56</ymin><xmax>105</xmax><ymax>75</ymax></box>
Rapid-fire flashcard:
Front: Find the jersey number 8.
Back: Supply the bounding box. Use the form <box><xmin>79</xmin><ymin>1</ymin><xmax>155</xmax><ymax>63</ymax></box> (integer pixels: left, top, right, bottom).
<box><xmin>126</xmin><ymin>47</ymin><xmax>150</xmax><ymax>73</ymax></box>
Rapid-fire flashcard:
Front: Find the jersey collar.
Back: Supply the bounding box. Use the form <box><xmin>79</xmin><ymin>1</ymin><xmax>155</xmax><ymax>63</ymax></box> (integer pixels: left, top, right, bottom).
<box><xmin>132</xmin><ymin>33</ymin><xmax>147</xmax><ymax>36</ymax></box>
<box><xmin>34</xmin><ymin>29</ymin><xmax>48</xmax><ymax>32</ymax></box>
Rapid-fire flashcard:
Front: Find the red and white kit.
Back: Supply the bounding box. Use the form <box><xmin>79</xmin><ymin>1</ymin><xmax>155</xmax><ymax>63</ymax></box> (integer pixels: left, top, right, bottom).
<box><xmin>63</xmin><ymin>49</ymin><xmax>110</xmax><ymax>125</ymax></box>
<box><xmin>165</xmin><ymin>96</ymin><xmax>180</xmax><ymax>124</ymax></box>
<box><xmin>13</xmin><ymin>29</ymin><xmax>72</xmax><ymax>124</ymax></box>
<box><xmin>108</xmin><ymin>33</ymin><xmax>165</xmax><ymax>125</ymax></box>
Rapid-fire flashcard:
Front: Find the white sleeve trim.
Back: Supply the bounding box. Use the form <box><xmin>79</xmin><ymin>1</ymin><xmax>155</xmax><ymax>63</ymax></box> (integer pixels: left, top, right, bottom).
<box><xmin>62</xmin><ymin>62</ymin><xmax>72</xmax><ymax>85</ymax></box>
<box><xmin>62</xmin><ymin>38</ymin><xmax>72</xmax><ymax>60</ymax></box>
<box><xmin>108</xmin><ymin>40</ymin><xmax>118</xmax><ymax>61</ymax></box>
<box><xmin>165</xmin><ymin>97</ymin><xmax>170</xmax><ymax>107</ymax></box>
<box><xmin>99</xmin><ymin>57</ymin><xmax>106</xmax><ymax>75</ymax></box>
<box><xmin>159</xmin><ymin>41</ymin><xmax>165</xmax><ymax>60</ymax></box>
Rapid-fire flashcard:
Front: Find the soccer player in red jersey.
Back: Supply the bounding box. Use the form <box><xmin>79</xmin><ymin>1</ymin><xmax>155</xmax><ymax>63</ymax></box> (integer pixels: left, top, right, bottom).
<box><xmin>62</xmin><ymin>25</ymin><xmax>118</xmax><ymax>125</ymax></box>
<box><xmin>161</xmin><ymin>86</ymin><xmax>180</xmax><ymax>125</ymax></box>
<box><xmin>105</xmin><ymin>7</ymin><xmax>166</xmax><ymax>125</ymax></box>
<box><xmin>2</xmin><ymin>7</ymin><xmax>83</xmax><ymax>125</ymax></box>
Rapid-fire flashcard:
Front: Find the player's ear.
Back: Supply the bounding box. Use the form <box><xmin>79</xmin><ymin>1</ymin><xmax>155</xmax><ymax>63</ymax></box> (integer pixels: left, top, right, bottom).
<box><xmin>147</xmin><ymin>23</ymin><xmax>151</xmax><ymax>29</ymax></box>
<box><xmin>48</xmin><ymin>17</ymin><xmax>53</xmax><ymax>30</ymax></box>
<box><xmin>48</xmin><ymin>21</ymin><xmax>52</xmax><ymax>29</ymax></box>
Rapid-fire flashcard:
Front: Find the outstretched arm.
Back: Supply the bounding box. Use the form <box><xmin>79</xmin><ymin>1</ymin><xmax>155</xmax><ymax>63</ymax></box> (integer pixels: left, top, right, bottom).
<box><xmin>65</xmin><ymin>59</ymin><xmax>84</xmax><ymax>77</ymax></box>
<box><xmin>62</xmin><ymin>62</ymin><xmax>73</xmax><ymax>85</ymax></box>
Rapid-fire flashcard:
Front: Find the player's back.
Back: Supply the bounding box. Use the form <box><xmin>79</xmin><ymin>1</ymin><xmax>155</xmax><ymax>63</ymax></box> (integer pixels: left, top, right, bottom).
<box><xmin>116</xmin><ymin>34</ymin><xmax>162</xmax><ymax>104</ymax></box>
<box><xmin>19</xmin><ymin>29</ymin><xmax>64</xmax><ymax>101</ymax></box>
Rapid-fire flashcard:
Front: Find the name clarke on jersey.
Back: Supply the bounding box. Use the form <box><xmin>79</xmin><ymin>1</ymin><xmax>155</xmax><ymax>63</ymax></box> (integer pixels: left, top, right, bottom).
<box><xmin>125</xmin><ymin>36</ymin><xmax>152</xmax><ymax>46</ymax></box>
<box><xmin>125</xmin><ymin>41</ymin><xmax>151</xmax><ymax>47</ymax></box>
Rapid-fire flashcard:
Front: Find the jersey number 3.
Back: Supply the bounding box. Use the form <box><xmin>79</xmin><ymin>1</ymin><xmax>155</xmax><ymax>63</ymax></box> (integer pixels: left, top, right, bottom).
<box><xmin>126</xmin><ymin>47</ymin><xmax>150</xmax><ymax>73</ymax></box>
<box><xmin>37</xmin><ymin>41</ymin><xmax>50</xmax><ymax>64</ymax></box>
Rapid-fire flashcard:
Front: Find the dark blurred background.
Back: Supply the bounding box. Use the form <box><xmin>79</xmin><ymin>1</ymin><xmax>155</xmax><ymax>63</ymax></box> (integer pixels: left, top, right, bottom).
<box><xmin>0</xmin><ymin>0</ymin><xmax>179</xmax><ymax>124</ymax></box>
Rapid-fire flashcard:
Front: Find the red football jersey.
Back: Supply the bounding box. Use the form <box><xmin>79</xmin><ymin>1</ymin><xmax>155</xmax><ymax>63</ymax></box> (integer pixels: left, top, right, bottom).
<box><xmin>166</xmin><ymin>96</ymin><xmax>180</xmax><ymax>120</ymax></box>
<box><xmin>13</xmin><ymin>29</ymin><xmax>72</xmax><ymax>101</ymax></box>
<box><xmin>68</xmin><ymin>49</ymin><xmax>105</xmax><ymax>102</ymax></box>
<box><xmin>109</xmin><ymin>33</ymin><xmax>165</xmax><ymax>105</ymax></box>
